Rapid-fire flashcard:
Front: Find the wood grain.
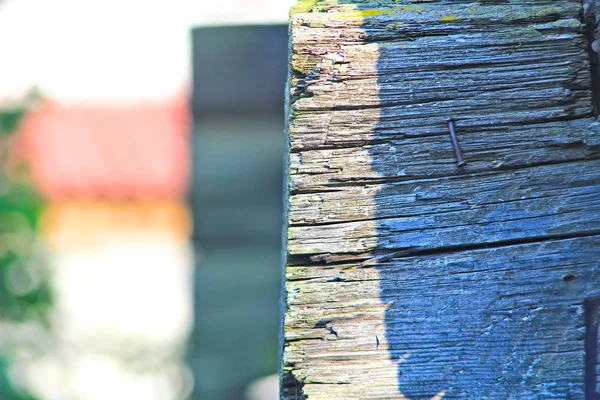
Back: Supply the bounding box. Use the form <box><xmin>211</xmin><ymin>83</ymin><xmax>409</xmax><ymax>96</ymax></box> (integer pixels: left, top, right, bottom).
<box><xmin>285</xmin><ymin>236</ymin><xmax>600</xmax><ymax>399</ymax></box>
<box><xmin>283</xmin><ymin>1</ymin><xmax>600</xmax><ymax>399</ymax></box>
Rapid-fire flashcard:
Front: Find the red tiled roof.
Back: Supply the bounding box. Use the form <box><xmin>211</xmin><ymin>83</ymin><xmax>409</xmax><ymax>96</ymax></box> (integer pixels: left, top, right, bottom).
<box><xmin>18</xmin><ymin>97</ymin><xmax>190</xmax><ymax>200</ymax></box>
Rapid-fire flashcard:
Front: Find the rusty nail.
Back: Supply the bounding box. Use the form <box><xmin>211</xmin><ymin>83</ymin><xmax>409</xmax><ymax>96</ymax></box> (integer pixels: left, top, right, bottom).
<box><xmin>447</xmin><ymin>120</ymin><xmax>467</xmax><ymax>167</ymax></box>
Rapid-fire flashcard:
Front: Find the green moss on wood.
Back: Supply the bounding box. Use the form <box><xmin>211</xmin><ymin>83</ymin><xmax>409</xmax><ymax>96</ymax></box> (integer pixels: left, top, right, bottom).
<box><xmin>291</xmin><ymin>0</ymin><xmax>320</xmax><ymax>14</ymax></box>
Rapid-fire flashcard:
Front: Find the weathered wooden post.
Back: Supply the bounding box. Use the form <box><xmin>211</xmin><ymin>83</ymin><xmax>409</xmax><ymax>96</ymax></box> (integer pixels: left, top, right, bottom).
<box><xmin>282</xmin><ymin>1</ymin><xmax>600</xmax><ymax>398</ymax></box>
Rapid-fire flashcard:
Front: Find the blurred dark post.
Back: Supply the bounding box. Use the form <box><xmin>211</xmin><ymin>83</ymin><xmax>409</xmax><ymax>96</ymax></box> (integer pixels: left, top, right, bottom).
<box><xmin>190</xmin><ymin>25</ymin><xmax>287</xmax><ymax>399</ymax></box>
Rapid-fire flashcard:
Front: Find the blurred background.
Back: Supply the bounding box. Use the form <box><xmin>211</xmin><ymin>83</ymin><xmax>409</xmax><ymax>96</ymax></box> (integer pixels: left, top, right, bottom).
<box><xmin>0</xmin><ymin>1</ymin><xmax>294</xmax><ymax>399</ymax></box>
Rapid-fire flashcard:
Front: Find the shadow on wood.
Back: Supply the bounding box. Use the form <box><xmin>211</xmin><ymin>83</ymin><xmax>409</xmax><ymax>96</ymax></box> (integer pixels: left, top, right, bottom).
<box><xmin>283</xmin><ymin>1</ymin><xmax>600</xmax><ymax>399</ymax></box>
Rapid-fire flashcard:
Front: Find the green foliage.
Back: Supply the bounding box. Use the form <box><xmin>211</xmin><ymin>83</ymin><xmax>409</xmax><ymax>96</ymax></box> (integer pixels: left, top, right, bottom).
<box><xmin>0</xmin><ymin>108</ymin><xmax>26</xmax><ymax>137</ymax></box>
<box><xmin>0</xmin><ymin>181</ymin><xmax>51</xmax><ymax>325</ymax></box>
<box><xmin>0</xmin><ymin>356</ymin><xmax>37</xmax><ymax>400</ymax></box>
<box><xmin>0</xmin><ymin>96</ymin><xmax>49</xmax><ymax>400</ymax></box>
<box><xmin>0</xmin><ymin>89</ymin><xmax>39</xmax><ymax>138</ymax></box>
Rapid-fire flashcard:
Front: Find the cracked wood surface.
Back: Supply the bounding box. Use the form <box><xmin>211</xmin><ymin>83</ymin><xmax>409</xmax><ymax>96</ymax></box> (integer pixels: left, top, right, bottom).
<box><xmin>282</xmin><ymin>1</ymin><xmax>600</xmax><ymax>399</ymax></box>
<box><xmin>285</xmin><ymin>236</ymin><xmax>600</xmax><ymax>399</ymax></box>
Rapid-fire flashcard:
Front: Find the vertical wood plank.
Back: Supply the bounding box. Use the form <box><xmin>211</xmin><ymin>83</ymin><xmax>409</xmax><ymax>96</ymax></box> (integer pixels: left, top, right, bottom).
<box><xmin>283</xmin><ymin>1</ymin><xmax>600</xmax><ymax>399</ymax></box>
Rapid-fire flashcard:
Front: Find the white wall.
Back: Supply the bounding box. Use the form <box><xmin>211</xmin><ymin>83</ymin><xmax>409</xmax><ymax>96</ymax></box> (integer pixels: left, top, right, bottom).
<box><xmin>24</xmin><ymin>202</ymin><xmax>195</xmax><ymax>400</ymax></box>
